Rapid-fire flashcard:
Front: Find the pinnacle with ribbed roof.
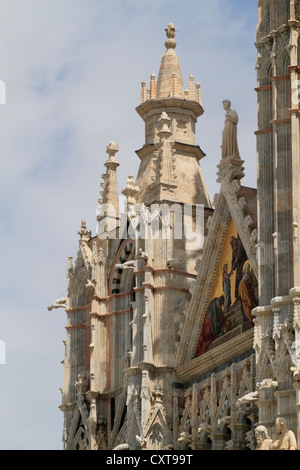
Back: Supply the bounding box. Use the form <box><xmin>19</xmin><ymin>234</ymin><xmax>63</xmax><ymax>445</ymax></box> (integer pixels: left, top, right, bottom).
<box><xmin>156</xmin><ymin>22</ymin><xmax>185</xmax><ymax>99</ymax></box>
<box><xmin>140</xmin><ymin>23</ymin><xmax>202</xmax><ymax>104</ymax></box>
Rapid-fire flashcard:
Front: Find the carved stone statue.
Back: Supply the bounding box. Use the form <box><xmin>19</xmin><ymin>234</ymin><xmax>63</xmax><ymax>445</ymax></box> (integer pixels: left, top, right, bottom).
<box><xmin>75</xmin><ymin>372</ymin><xmax>88</xmax><ymax>395</ymax></box>
<box><xmin>47</xmin><ymin>297</ymin><xmax>67</xmax><ymax>311</ymax></box>
<box><xmin>114</xmin><ymin>260</ymin><xmax>136</xmax><ymax>271</ymax></box>
<box><xmin>236</xmin><ymin>390</ymin><xmax>259</xmax><ymax>407</ymax></box>
<box><xmin>271</xmin><ymin>417</ymin><xmax>297</xmax><ymax>450</ymax></box>
<box><xmin>255</xmin><ymin>426</ymin><xmax>272</xmax><ymax>450</ymax></box>
<box><xmin>221</xmin><ymin>100</ymin><xmax>239</xmax><ymax>159</ymax></box>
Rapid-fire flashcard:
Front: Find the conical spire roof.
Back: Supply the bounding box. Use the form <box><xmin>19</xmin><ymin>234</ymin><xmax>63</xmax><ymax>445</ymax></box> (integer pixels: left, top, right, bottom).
<box><xmin>156</xmin><ymin>23</ymin><xmax>185</xmax><ymax>99</ymax></box>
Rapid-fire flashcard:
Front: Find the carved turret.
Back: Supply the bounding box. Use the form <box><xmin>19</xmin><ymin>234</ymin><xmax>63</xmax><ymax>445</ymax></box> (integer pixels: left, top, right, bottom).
<box><xmin>135</xmin><ymin>23</ymin><xmax>211</xmax><ymax>208</ymax></box>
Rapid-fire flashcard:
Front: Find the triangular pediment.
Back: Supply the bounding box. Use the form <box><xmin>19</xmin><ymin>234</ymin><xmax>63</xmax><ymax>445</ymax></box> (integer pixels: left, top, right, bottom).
<box><xmin>143</xmin><ymin>406</ymin><xmax>173</xmax><ymax>450</ymax></box>
<box><xmin>175</xmin><ymin>173</ymin><xmax>258</xmax><ymax>379</ymax></box>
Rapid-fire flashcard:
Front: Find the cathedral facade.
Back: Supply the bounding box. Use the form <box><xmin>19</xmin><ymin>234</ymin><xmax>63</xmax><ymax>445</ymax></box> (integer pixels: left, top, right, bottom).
<box><xmin>55</xmin><ymin>1</ymin><xmax>300</xmax><ymax>450</ymax></box>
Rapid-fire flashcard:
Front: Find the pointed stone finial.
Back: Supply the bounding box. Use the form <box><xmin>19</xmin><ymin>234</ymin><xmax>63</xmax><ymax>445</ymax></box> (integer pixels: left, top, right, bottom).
<box><xmin>189</xmin><ymin>75</ymin><xmax>195</xmax><ymax>100</ymax></box>
<box><xmin>77</xmin><ymin>220</ymin><xmax>91</xmax><ymax>242</ymax></box>
<box><xmin>106</xmin><ymin>141</ymin><xmax>119</xmax><ymax>164</ymax></box>
<box><xmin>156</xmin><ymin>23</ymin><xmax>184</xmax><ymax>99</ymax></box>
<box><xmin>121</xmin><ymin>175</ymin><xmax>139</xmax><ymax>205</ymax></box>
<box><xmin>140</xmin><ymin>81</ymin><xmax>147</xmax><ymax>103</ymax></box>
<box><xmin>150</xmin><ymin>74</ymin><xmax>157</xmax><ymax>99</ymax></box>
<box><xmin>196</xmin><ymin>82</ymin><xmax>202</xmax><ymax>104</ymax></box>
<box><xmin>165</xmin><ymin>22</ymin><xmax>177</xmax><ymax>49</ymax></box>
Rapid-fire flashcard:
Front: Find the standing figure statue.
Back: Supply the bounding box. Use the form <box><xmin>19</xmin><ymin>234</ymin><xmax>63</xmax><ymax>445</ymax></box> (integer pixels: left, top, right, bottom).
<box><xmin>221</xmin><ymin>100</ymin><xmax>239</xmax><ymax>158</ymax></box>
<box><xmin>238</xmin><ymin>263</ymin><xmax>257</xmax><ymax>326</ymax></box>
<box><xmin>222</xmin><ymin>263</ymin><xmax>232</xmax><ymax>313</ymax></box>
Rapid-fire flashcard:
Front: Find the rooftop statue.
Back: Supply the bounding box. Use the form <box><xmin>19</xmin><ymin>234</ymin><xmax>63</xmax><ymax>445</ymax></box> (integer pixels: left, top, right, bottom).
<box><xmin>221</xmin><ymin>100</ymin><xmax>239</xmax><ymax>159</ymax></box>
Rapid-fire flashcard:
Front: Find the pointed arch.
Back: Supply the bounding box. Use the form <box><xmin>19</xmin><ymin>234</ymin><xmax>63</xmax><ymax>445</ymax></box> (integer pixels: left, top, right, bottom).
<box><xmin>109</xmin><ymin>238</ymin><xmax>136</xmax><ymax>295</ymax></box>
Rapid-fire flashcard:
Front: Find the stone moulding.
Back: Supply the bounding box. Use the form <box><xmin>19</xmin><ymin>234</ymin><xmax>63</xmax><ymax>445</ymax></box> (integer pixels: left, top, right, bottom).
<box><xmin>135</xmin><ymin>143</ymin><xmax>159</xmax><ymax>161</ymax></box>
<box><xmin>66</xmin><ymin>303</ymin><xmax>92</xmax><ymax>314</ymax></box>
<box><xmin>90</xmin><ymin>307</ymin><xmax>132</xmax><ymax>319</ymax></box>
<box><xmin>254</xmin><ymin>128</ymin><xmax>273</xmax><ymax>135</ymax></box>
<box><xmin>135</xmin><ymin>266</ymin><xmax>197</xmax><ymax>278</ymax></box>
<box><xmin>135</xmin><ymin>96</ymin><xmax>204</xmax><ymax>121</ymax></box>
<box><xmin>134</xmin><ymin>284</ymin><xmax>190</xmax><ymax>295</ymax></box>
<box><xmin>65</xmin><ymin>322</ymin><xmax>89</xmax><ymax>331</ymax></box>
<box><xmin>176</xmin><ymin>329</ymin><xmax>254</xmax><ymax>383</ymax></box>
<box><xmin>172</xmin><ymin>141</ymin><xmax>206</xmax><ymax>161</ymax></box>
<box><xmin>255</xmin><ymin>85</ymin><xmax>273</xmax><ymax>92</ymax></box>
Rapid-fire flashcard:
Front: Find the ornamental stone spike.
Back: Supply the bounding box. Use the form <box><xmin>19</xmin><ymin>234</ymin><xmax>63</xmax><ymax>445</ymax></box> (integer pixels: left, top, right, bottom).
<box><xmin>156</xmin><ymin>22</ymin><xmax>184</xmax><ymax>99</ymax></box>
<box><xmin>97</xmin><ymin>141</ymin><xmax>120</xmax><ymax>225</ymax></box>
<box><xmin>165</xmin><ymin>22</ymin><xmax>177</xmax><ymax>49</ymax></box>
<box><xmin>121</xmin><ymin>174</ymin><xmax>139</xmax><ymax>206</ymax></box>
<box><xmin>105</xmin><ymin>141</ymin><xmax>120</xmax><ymax>165</ymax></box>
<box><xmin>150</xmin><ymin>74</ymin><xmax>156</xmax><ymax>99</ymax></box>
<box><xmin>77</xmin><ymin>220</ymin><xmax>91</xmax><ymax>242</ymax></box>
<box><xmin>189</xmin><ymin>75</ymin><xmax>195</xmax><ymax>100</ymax></box>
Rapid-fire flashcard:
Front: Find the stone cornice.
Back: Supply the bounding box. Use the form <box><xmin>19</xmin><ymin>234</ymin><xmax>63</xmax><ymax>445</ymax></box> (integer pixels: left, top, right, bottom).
<box><xmin>255</xmin><ymin>85</ymin><xmax>272</xmax><ymax>92</ymax></box>
<box><xmin>270</xmin><ymin>294</ymin><xmax>293</xmax><ymax>307</ymax></box>
<box><xmin>134</xmin><ymin>284</ymin><xmax>190</xmax><ymax>295</ymax></box>
<box><xmin>251</xmin><ymin>305</ymin><xmax>273</xmax><ymax>318</ymax></box>
<box><xmin>135</xmin><ymin>143</ymin><xmax>159</xmax><ymax>161</ymax></box>
<box><xmin>172</xmin><ymin>141</ymin><xmax>206</xmax><ymax>160</ymax></box>
<box><xmin>136</xmin><ymin>266</ymin><xmax>197</xmax><ymax>278</ymax></box>
<box><xmin>254</xmin><ymin>128</ymin><xmax>273</xmax><ymax>135</ymax></box>
<box><xmin>90</xmin><ymin>307</ymin><xmax>132</xmax><ymax>319</ymax></box>
<box><xmin>135</xmin><ymin>141</ymin><xmax>206</xmax><ymax>162</ymax></box>
<box><xmin>270</xmin><ymin>74</ymin><xmax>290</xmax><ymax>82</ymax></box>
<box><xmin>65</xmin><ymin>322</ymin><xmax>89</xmax><ymax>330</ymax></box>
<box><xmin>176</xmin><ymin>329</ymin><xmax>254</xmax><ymax>383</ymax></box>
<box><xmin>270</xmin><ymin>118</ymin><xmax>291</xmax><ymax>125</ymax></box>
<box><xmin>136</xmin><ymin>97</ymin><xmax>204</xmax><ymax>121</ymax></box>
<box><xmin>66</xmin><ymin>303</ymin><xmax>92</xmax><ymax>314</ymax></box>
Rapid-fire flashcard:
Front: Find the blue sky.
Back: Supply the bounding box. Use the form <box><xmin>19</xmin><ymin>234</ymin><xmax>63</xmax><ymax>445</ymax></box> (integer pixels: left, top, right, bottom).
<box><xmin>0</xmin><ymin>0</ymin><xmax>258</xmax><ymax>449</ymax></box>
